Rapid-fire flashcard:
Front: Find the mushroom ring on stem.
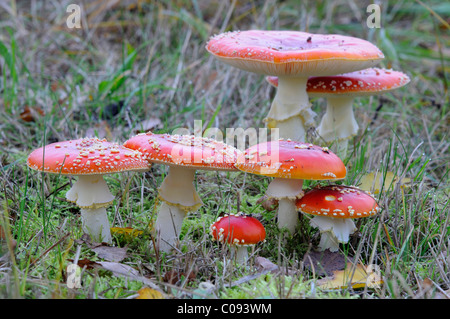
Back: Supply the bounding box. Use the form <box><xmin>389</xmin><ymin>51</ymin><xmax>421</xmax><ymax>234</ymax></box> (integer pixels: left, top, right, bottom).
<box><xmin>266</xmin><ymin>68</ymin><xmax>410</xmax><ymax>157</ymax></box>
<box><xmin>124</xmin><ymin>132</ymin><xmax>240</xmax><ymax>253</ymax></box>
<box><xmin>206</xmin><ymin>30</ymin><xmax>384</xmax><ymax>142</ymax></box>
<box><xmin>27</xmin><ymin>137</ymin><xmax>149</xmax><ymax>243</ymax></box>
<box><xmin>296</xmin><ymin>185</ymin><xmax>380</xmax><ymax>252</ymax></box>
<box><xmin>210</xmin><ymin>212</ymin><xmax>266</xmax><ymax>264</ymax></box>
<box><xmin>235</xmin><ymin>139</ymin><xmax>346</xmax><ymax>234</ymax></box>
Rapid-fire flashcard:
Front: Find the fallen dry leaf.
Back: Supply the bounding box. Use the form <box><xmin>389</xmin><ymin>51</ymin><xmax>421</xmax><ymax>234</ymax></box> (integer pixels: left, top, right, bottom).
<box><xmin>96</xmin><ymin>261</ymin><xmax>140</xmax><ymax>277</ymax></box>
<box><xmin>70</xmin><ymin>258</ymin><xmax>97</xmax><ymax>270</ymax></box>
<box><xmin>317</xmin><ymin>262</ymin><xmax>383</xmax><ymax>290</ymax></box>
<box><xmin>20</xmin><ymin>106</ymin><xmax>45</xmax><ymax>122</ymax></box>
<box><xmin>255</xmin><ymin>256</ymin><xmax>279</xmax><ymax>273</ymax></box>
<box><xmin>359</xmin><ymin>171</ymin><xmax>411</xmax><ymax>194</ymax></box>
<box><xmin>136</xmin><ymin>287</ymin><xmax>164</xmax><ymax>299</ymax></box>
<box><xmin>94</xmin><ymin>261</ymin><xmax>164</xmax><ymax>293</ymax></box>
<box><xmin>304</xmin><ymin>249</ymin><xmax>354</xmax><ymax>277</ymax></box>
<box><xmin>91</xmin><ymin>245</ymin><xmax>128</xmax><ymax>262</ymax></box>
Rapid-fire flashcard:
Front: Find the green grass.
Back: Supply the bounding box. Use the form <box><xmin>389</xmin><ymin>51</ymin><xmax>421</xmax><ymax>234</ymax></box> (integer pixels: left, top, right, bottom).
<box><xmin>0</xmin><ymin>0</ymin><xmax>449</xmax><ymax>299</ymax></box>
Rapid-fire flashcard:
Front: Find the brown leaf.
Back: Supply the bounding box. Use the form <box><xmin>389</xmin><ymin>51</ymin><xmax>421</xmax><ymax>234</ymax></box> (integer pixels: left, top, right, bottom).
<box><xmin>419</xmin><ymin>278</ymin><xmax>434</xmax><ymax>294</ymax></box>
<box><xmin>255</xmin><ymin>256</ymin><xmax>279</xmax><ymax>273</ymax></box>
<box><xmin>50</xmin><ymin>81</ymin><xmax>65</xmax><ymax>92</ymax></box>
<box><xmin>70</xmin><ymin>258</ymin><xmax>97</xmax><ymax>270</ymax></box>
<box><xmin>303</xmin><ymin>249</ymin><xmax>354</xmax><ymax>277</ymax></box>
<box><xmin>20</xmin><ymin>106</ymin><xmax>44</xmax><ymax>122</ymax></box>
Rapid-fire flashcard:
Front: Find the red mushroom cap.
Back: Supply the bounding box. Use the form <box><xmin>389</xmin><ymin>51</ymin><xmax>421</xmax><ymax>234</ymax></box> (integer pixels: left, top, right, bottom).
<box><xmin>296</xmin><ymin>185</ymin><xmax>380</xmax><ymax>219</ymax></box>
<box><xmin>210</xmin><ymin>213</ymin><xmax>266</xmax><ymax>246</ymax></box>
<box><xmin>266</xmin><ymin>68</ymin><xmax>410</xmax><ymax>97</ymax></box>
<box><xmin>236</xmin><ymin>140</ymin><xmax>346</xmax><ymax>180</ymax></box>
<box><xmin>206</xmin><ymin>30</ymin><xmax>384</xmax><ymax>76</ymax></box>
<box><xmin>27</xmin><ymin>137</ymin><xmax>149</xmax><ymax>175</ymax></box>
<box><xmin>123</xmin><ymin>132</ymin><xmax>240</xmax><ymax>171</ymax></box>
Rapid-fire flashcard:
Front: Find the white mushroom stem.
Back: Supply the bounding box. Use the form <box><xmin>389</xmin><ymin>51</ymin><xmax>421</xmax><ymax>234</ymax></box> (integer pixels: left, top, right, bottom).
<box><xmin>65</xmin><ymin>175</ymin><xmax>115</xmax><ymax>244</ymax></box>
<box><xmin>266</xmin><ymin>177</ymin><xmax>304</xmax><ymax>234</ymax></box>
<box><xmin>266</xmin><ymin>76</ymin><xmax>316</xmax><ymax>142</ymax></box>
<box><xmin>317</xmin><ymin>97</ymin><xmax>358</xmax><ymax>158</ymax></box>
<box><xmin>309</xmin><ymin>215</ymin><xmax>357</xmax><ymax>252</ymax></box>
<box><xmin>317</xmin><ymin>232</ymin><xmax>340</xmax><ymax>253</ymax></box>
<box><xmin>80</xmin><ymin>207</ymin><xmax>112</xmax><ymax>243</ymax></box>
<box><xmin>66</xmin><ymin>175</ymin><xmax>115</xmax><ymax>209</ymax></box>
<box><xmin>155</xmin><ymin>202</ymin><xmax>186</xmax><ymax>252</ymax></box>
<box><xmin>156</xmin><ymin>166</ymin><xmax>203</xmax><ymax>252</ymax></box>
<box><xmin>158</xmin><ymin>166</ymin><xmax>202</xmax><ymax>209</ymax></box>
<box><xmin>230</xmin><ymin>245</ymin><xmax>249</xmax><ymax>264</ymax></box>
<box><xmin>277</xmin><ymin>199</ymin><xmax>298</xmax><ymax>233</ymax></box>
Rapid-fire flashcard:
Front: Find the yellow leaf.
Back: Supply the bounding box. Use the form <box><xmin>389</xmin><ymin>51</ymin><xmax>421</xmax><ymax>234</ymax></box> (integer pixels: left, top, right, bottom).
<box><xmin>359</xmin><ymin>171</ymin><xmax>411</xmax><ymax>194</ymax></box>
<box><xmin>110</xmin><ymin>227</ymin><xmax>143</xmax><ymax>238</ymax></box>
<box><xmin>136</xmin><ymin>287</ymin><xmax>164</xmax><ymax>299</ymax></box>
<box><xmin>317</xmin><ymin>262</ymin><xmax>383</xmax><ymax>290</ymax></box>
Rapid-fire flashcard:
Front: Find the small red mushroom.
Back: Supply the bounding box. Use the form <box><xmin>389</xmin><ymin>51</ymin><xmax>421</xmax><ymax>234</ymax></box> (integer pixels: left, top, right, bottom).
<box><xmin>210</xmin><ymin>212</ymin><xmax>266</xmax><ymax>263</ymax></box>
<box><xmin>296</xmin><ymin>185</ymin><xmax>380</xmax><ymax>252</ymax></box>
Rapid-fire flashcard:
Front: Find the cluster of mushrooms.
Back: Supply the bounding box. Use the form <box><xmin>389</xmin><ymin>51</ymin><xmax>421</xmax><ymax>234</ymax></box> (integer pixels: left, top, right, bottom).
<box><xmin>27</xmin><ymin>30</ymin><xmax>409</xmax><ymax>264</ymax></box>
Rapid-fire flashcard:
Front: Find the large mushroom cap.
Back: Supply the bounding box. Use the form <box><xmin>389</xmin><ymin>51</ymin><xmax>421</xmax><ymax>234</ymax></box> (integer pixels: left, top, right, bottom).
<box><xmin>235</xmin><ymin>140</ymin><xmax>346</xmax><ymax>180</ymax></box>
<box><xmin>266</xmin><ymin>68</ymin><xmax>410</xmax><ymax>97</ymax></box>
<box><xmin>206</xmin><ymin>30</ymin><xmax>384</xmax><ymax>77</ymax></box>
<box><xmin>296</xmin><ymin>185</ymin><xmax>380</xmax><ymax>219</ymax></box>
<box><xmin>123</xmin><ymin>132</ymin><xmax>240</xmax><ymax>171</ymax></box>
<box><xmin>210</xmin><ymin>213</ymin><xmax>266</xmax><ymax>246</ymax></box>
<box><xmin>27</xmin><ymin>137</ymin><xmax>149</xmax><ymax>175</ymax></box>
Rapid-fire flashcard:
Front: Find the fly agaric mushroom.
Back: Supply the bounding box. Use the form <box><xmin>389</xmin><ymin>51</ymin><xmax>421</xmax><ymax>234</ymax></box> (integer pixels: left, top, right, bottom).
<box><xmin>27</xmin><ymin>137</ymin><xmax>149</xmax><ymax>243</ymax></box>
<box><xmin>210</xmin><ymin>212</ymin><xmax>266</xmax><ymax>263</ymax></box>
<box><xmin>206</xmin><ymin>30</ymin><xmax>384</xmax><ymax>142</ymax></box>
<box><xmin>266</xmin><ymin>68</ymin><xmax>410</xmax><ymax>157</ymax></box>
<box><xmin>235</xmin><ymin>139</ymin><xmax>346</xmax><ymax>234</ymax></box>
<box><xmin>123</xmin><ymin>132</ymin><xmax>240</xmax><ymax>252</ymax></box>
<box><xmin>296</xmin><ymin>185</ymin><xmax>380</xmax><ymax>252</ymax></box>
